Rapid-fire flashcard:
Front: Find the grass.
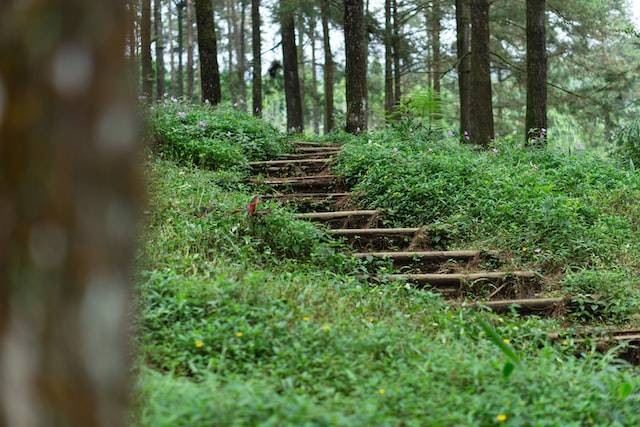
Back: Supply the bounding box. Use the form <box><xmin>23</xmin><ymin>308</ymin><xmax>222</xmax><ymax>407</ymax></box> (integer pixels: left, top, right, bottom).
<box><xmin>149</xmin><ymin>101</ymin><xmax>291</xmax><ymax>171</ymax></box>
<box><xmin>135</xmin><ymin>107</ymin><xmax>640</xmax><ymax>425</ymax></box>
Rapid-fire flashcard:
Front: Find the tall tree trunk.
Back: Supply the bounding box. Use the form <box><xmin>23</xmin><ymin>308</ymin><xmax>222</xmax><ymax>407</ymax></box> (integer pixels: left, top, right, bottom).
<box><xmin>0</xmin><ymin>1</ymin><xmax>142</xmax><ymax>424</ymax></box>
<box><xmin>196</xmin><ymin>0</ymin><xmax>222</xmax><ymax>104</ymax></box>
<box><xmin>154</xmin><ymin>0</ymin><xmax>166</xmax><ymax>100</ymax></box>
<box><xmin>168</xmin><ymin>0</ymin><xmax>176</xmax><ymax>97</ymax></box>
<box><xmin>470</xmin><ymin>0</ymin><xmax>494</xmax><ymax>145</ymax></box>
<box><xmin>310</xmin><ymin>18</ymin><xmax>320</xmax><ymax>134</ymax></box>
<box><xmin>384</xmin><ymin>0</ymin><xmax>394</xmax><ymax>114</ymax></box>
<box><xmin>252</xmin><ymin>0</ymin><xmax>263</xmax><ymax>116</ymax></box>
<box><xmin>431</xmin><ymin>0</ymin><xmax>441</xmax><ymax>94</ymax></box>
<box><xmin>344</xmin><ymin>0</ymin><xmax>368</xmax><ymax>133</ymax></box>
<box><xmin>321</xmin><ymin>0</ymin><xmax>335</xmax><ymax>133</ymax></box>
<box><xmin>456</xmin><ymin>0</ymin><xmax>471</xmax><ymax>137</ymax></box>
<box><xmin>424</xmin><ymin>6</ymin><xmax>432</xmax><ymax>89</ymax></box>
<box><xmin>525</xmin><ymin>0</ymin><xmax>548</xmax><ymax>144</ymax></box>
<box><xmin>141</xmin><ymin>0</ymin><xmax>153</xmax><ymax>98</ymax></box>
<box><xmin>186</xmin><ymin>0</ymin><xmax>195</xmax><ymax>100</ymax></box>
<box><xmin>129</xmin><ymin>0</ymin><xmax>137</xmax><ymax>58</ymax></box>
<box><xmin>226</xmin><ymin>0</ymin><xmax>237</xmax><ymax>102</ymax></box>
<box><xmin>281</xmin><ymin>1</ymin><xmax>304</xmax><ymax>133</ymax></box>
<box><xmin>297</xmin><ymin>15</ymin><xmax>306</xmax><ymax>124</ymax></box>
<box><xmin>238</xmin><ymin>0</ymin><xmax>248</xmax><ymax>111</ymax></box>
<box><xmin>392</xmin><ymin>0</ymin><xmax>401</xmax><ymax>103</ymax></box>
<box><xmin>177</xmin><ymin>1</ymin><xmax>184</xmax><ymax>98</ymax></box>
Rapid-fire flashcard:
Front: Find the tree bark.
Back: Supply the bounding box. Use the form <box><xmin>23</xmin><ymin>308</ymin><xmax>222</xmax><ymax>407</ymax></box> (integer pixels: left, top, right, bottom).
<box><xmin>321</xmin><ymin>0</ymin><xmax>335</xmax><ymax>133</ymax></box>
<box><xmin>281</xmin><ymin>1</ymin><xmax>304</xmax><ymax>133</ymax></box>
<box><xmin>392</xmin><ymin>0</ymin><xmax>401</xmax><ymax>103</ymax></box>
<box><xmin>129</xmin><ymin>0</ymin><xmax>137</xmax><ymax>58</ymax></box>
<box><xmin>141</xmin><ymin>0</ymin><xmax>153</xmax><ymax>99</ymax></box>
<box><xmin>344</xmin><ymin>0</ymin><xmax>368</xmax><ymax>133</ymax></box>
<box><xmin>252</xmin><ymin>0</ymin><xmax>263</xmax><ymax>116</ymax></box>
<box><xmin>431</xmin><ymin>0</ymin><xmax>441</xmax><ymax>94</ymax></box>
<box><xmin>384</xmin><ymin>0</ymin><xmax>394</xmax><ymax>114</ymax></box>
<box><xmin>310</xmin><ymin>18</ymin><xmax>321</xmax><ymax>134</ymax></box>
<box><xmin>186</xmin><ymin>0</ymin><xmax>195</xmax><ymax>100</ymax></box>
<box><xmin>525</xmin><ymin>0</ymin><xmax>548</xmax><ymax>144</ymax></box>
<box><xmin>297</xmin><ymin>15</ymin><xmax>306</xmax><ymax>123</ymax></box>
<box><xmin>470</xmin><ymin>0</ymin><xmax>494</xmax><ymax>145</ymax></box>
<box><xmin>176</xmin><ymin>0</ymin><xmax>184</xmax><ymax>98</ymax></box>
<box><xmin>456</xmin><ymin>0</ymin><xmax>471</xmax><ymax>137</ymax></box>
<box><xmin>154</xmin><ymin>0</ymin><xmax>166</xmax><ymax>100</ymax></box>
<box><xmin>0</xmin><ymin>1</ymin><xmax>142</xmax><ymax>424</ymax></box>
<box><xmin>168</xmin><ymin>0</ymin><xmax>176</xmax><ymax>97</ymax></box>
<box><xmin>227</xmin><ymin>0</ymin><xmax>237</xmax><ymax>102</ymax></box>
<box><xmin>196</xmin><ymin>0</ymin><xmax>222</xmax><ymax>104</ymax></box>
<box><xmin>238</xmin><ymin>0</ymin><xmax>248</xmax><ymax>111</ymax></box>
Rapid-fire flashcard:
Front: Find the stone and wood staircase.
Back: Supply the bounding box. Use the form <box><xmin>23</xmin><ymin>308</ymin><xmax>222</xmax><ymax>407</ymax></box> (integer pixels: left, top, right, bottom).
<box><xmin>250</xmin><ymin>141</ymin><xmax>639</xmax><ymax>358</ymax></box>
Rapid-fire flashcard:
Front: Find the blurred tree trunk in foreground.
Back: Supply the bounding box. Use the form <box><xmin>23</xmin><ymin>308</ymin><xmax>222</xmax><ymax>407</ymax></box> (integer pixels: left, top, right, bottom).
<box><xmin>0</xmin><ymin>1</ymin><xmax>143</xmax><ymax>425</ymax></box>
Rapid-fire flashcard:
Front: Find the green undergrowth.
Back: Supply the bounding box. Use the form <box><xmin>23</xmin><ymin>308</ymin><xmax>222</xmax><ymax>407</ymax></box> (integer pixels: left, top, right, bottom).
<box><xmin>135</xmin><ymin>158</ymin><xmax>640</xmax><ymax>426</ymax></box>
<box><xmin>149</xmin><ymin>102</ymin><xmax>291</xmax><ymax>171</ymax></box>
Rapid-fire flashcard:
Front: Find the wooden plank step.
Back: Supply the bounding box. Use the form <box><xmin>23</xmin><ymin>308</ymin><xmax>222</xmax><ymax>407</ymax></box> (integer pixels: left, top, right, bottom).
<box><xmin>471</xmin><ymin>297</ymin><xmax>564</xmax><ymax>312</ymax></box>
<box><xmin>294</xmin><ymin>210</ymin><xmax>378</xmax><ymax>221</ymax></box>
<box><xmin>263</xmin><ymin>192</ymin><xmax>349</xmax><ymax>200</ymax></box>
<box><xmin>277</xmin><ymin>152</ymin><xmax>341</xmax><ymax>160</ymax></box>
<box><xmin>386</xmin><ymin>271</ymin><xmax>535</xmax><ymax>286</ymax></box>
<box><xmin>329</xmin><ymin>228</ymin><xmax>420</xmax><ymax>236</ymax></box>
<box><xmin>296</xmin><ymin>146</ymin><xmax>342</xmax><ymax>153</ymax></box>
<box><xmin>251</xmin><ymin>174</ymin><xmax>337</xmax><ymax>185</ymax></box>
<box><xmin>295</xmin><ymin>141</ymin><xmax>341</xmax><ymax>149</ymax></box>
<box><xmin>354</xmin><ymin>250</ymin><xmax>481</xmax><ymax>261</ymax></box>
<box><xmin>249</xmin><ymin>158</ymin><xmax>333</xmax><ymax>167</ymax></box>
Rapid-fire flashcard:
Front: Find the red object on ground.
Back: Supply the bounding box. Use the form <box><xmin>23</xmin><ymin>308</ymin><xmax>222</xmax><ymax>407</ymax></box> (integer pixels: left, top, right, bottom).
<box><xmin>246</xmin><ymin>195</ymin><xmax>260</xmax><ymax>216</ymax></box>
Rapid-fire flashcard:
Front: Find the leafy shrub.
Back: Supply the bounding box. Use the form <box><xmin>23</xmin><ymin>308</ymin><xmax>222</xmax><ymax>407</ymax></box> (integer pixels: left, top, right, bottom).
<box><xmin>614</xmin><ymin>120</ymin><xmax>640</xmax><ymax>167</ymax></box>
<box><xmin>149</xmin><ymin>102</ymin><xmax>291</xmax><ymax>170</ymax></box>
<box><xmin>564</xmin><ymin>270</ymin><xmax>640</xmax><ymax>323</ymax></box>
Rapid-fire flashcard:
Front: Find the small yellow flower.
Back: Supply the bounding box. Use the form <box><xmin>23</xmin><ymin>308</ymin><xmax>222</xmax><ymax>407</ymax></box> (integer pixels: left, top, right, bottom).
<box><xmin>235</xmin><ymin>332</ymin><xmax>244</xmax><ymax>337</ymax></box>
<box><xmin>378</xmin><ymin>388</ymin><xmax>386</xmax><ymax>396</ymax></box>
<box><xmin>496</xmin><ymin>414</ymin><xmax>508</xmax><ymax>423</ymax></box>
<box><xmin>194</xmin><ymin>339</ymin><xmax>204</xmax><ymax>348</ymax></box>
<box><xmin>303</xmin><ymin>316</ymin><xmax>311</xmax><ymax>321</ymax></box>
<box><xmin>321</xmin><ymin>324</ymin><xmax>331</xmax><ymax>332</ymax></box>
<box><xmin>503</xmin><ymin>339</ymin><xmax>510</xmax><ymax>345</ymax></box>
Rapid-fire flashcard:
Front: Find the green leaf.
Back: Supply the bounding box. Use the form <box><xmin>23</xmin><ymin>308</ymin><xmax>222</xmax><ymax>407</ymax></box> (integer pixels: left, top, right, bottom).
<box><xmin>477</xmin><ymin>316</ymin><xmax>520</xmax><ymax>364</ymax></box>
<box><xmin>502</xmin><ymin>362</ymin><xmax>516</xmax><ymax>379</ymax></box>
<box><xmin>618</xmin><ymin>382</ymin><xmax>633</xmax><ymax>399</ymax></box>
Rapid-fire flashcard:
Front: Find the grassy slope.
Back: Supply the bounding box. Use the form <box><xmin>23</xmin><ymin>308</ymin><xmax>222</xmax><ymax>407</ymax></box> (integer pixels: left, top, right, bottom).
<box><xmin>135</xmin><ymin>106</ymin><xmax>640</xmax><ymax>426</ymax></box>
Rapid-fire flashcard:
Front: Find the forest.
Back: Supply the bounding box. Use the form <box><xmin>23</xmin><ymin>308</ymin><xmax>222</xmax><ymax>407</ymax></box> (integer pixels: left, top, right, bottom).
<box><xmin>1</xmin><ymin>0</ymin><xmax>640</xmax><ymax>425</ymax></box>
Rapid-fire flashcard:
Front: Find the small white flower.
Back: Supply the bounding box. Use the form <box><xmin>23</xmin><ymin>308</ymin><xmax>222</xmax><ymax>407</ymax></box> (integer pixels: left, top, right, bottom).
<box><xmin>575</xmin><ymin>142</ymin><xmax>585</xmax><ymax>151</ymax></box>
<box><xmin>447</xmin><ymin>130</ymin><xmax>454</xmax><ymax>137</ymax></box>
<box><xmin>198</xmin><ymin>120</ymin><xmax>208</xmax><ymax>129</ymax></box>
<box><xmin>177</xmin><ymin>111</ymin><xmax>187</xmax><ymax>120</ymax></box>
<box><xmin>534</xmin><ymin>248</ymin><xmax>542</xmax><ymax>254</ymax></box>
<box><xmin>492</xmin><ymin>148</ymin><xmax>499</xmax><ymax>154</ymax></box>
<box><xmin>367</xmin><ymin>139</ymin><xmax>373</xmax><ymax>144</ymax></box>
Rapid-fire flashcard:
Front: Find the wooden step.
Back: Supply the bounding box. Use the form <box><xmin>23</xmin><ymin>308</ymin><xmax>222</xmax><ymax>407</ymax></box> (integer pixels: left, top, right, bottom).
<box><xmin>295</xmin><ymin>141</ymin><xmax>341</xmax><ymax>149</ymax></box>
<box><xmin>249</xmin><ymin>158</ymin><xmax>334</xmax><ymax>167</ymax></box>
<box><xmin>251</xmin><ymin>175</ymin><xmax>339</xmax><ymax>189</ymax></box>
<box><xmin>470</xmin><ymin>297</ymin><xmax>564</xmax><ymax>313</ymax></box>
<box><xmin>294</xmin><ymin>210</ymin><xmax>378</xmax><ymax>221</ymax></box>
<box><xmin>296</xmin><ymin>146</ymin><xmax>342</xmax><ymax>153</ymax></box>
<box><xmin>277</xmin><ymin>152</ymin><xmax>341</xmax><ymax>160</ymax></box>
<box><xmin>354</xmin><ymin>250</ymin><xmax>481</xmax><ymax>261</ymax></box>
<box><xmin>329</xmin><ymin>228</ymin><xmax>420</xmax><ymax>236</ymax></box>
<box><xmin>263</xmin><ymin>192</ymin><xmax>349</xmax><ymax>201</ymax></box>
<box><xmin>385</xmin><ymin>271</ymin><xmax>535</xmax><ymax>286</ymax></box>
